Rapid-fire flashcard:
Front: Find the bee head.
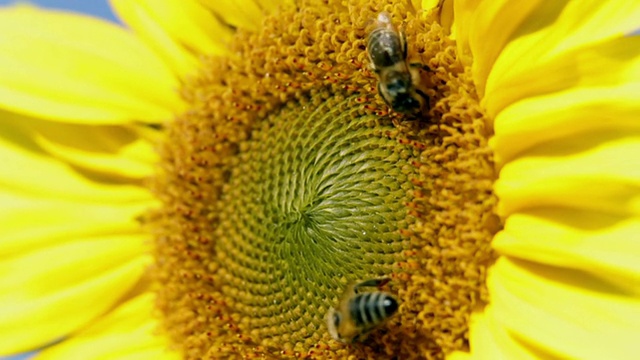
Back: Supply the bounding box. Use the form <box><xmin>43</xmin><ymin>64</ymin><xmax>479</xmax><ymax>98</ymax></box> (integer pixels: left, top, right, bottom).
<box><xmin>379</xmin><ymin>71</ymin><xmax>426</xmax><ymax>113</ymax></box>
<box><xmin>382</xmin><ymin>295</ymin><xmax>399</xmax><ymax>317</ymax></box>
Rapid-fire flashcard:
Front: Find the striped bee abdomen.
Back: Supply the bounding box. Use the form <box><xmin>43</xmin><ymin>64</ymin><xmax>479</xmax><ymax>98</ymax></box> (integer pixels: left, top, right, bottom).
<box><xmin>367</xmin><ymin>27</ymin><xmax>404</xmax><ymax>68</ymax></box>
<box><xmin>349</xmin><ymin>291</ymin><xmax>399</xmax><ymax>329</ymax></box>
<box><xmin>326</xmin><ymin>278</ymin><xmax>400</xmax><ymax>343</ymax></box>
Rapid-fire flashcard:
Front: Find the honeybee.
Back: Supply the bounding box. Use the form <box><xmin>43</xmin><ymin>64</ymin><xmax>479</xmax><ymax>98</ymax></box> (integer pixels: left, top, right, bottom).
<box><xmin>326</xmin><ymin>278</ymin><xmax>399</xmax><ymax>343</ymax></box>
<box><xmin>367</xmin><ymin>12</ymin><xmax>429</xmax><ymax>114</ymax></box>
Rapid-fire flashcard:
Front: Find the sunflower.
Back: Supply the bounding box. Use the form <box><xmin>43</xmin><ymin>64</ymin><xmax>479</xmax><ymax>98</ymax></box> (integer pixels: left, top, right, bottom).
<box><xmin>1</xmin><ymin>0</ymin><xmax>639</xmax><ymax>359</ymax></box>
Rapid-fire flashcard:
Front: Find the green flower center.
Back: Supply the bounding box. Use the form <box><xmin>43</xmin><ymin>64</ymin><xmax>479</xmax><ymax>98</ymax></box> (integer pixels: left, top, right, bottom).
<box><xmin>215</xmin><ymin>95</ymin><xmax>414</xmax><ymax>347</ymax></box>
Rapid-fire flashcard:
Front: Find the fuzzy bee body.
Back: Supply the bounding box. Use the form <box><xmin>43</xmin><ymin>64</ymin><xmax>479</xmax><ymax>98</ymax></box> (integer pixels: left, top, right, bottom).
<box><xmin>367</xmin><ymin>13</ymin><xmax>407</xmax><ymax>68</ymax></box>
<box><xmin>326</xmin><ymin>278</ymin><xmax>399</xmax><ymax>343</ymax></box>
<box><xmin>367</xmin><ymin>12</ymin><xmax>429</xmax><ymax>114</ymax></box>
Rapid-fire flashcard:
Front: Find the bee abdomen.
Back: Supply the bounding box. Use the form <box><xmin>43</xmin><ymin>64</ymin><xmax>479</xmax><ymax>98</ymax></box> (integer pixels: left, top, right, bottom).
<box><xmin>367</xmin><ymin>28</ymin><xmax>404</xmax><ymax>68</ymax></box>
<box><xmin>350</xmin><ymin>292</ymin><xmax>398</xmax><ymax>328</ymax></box>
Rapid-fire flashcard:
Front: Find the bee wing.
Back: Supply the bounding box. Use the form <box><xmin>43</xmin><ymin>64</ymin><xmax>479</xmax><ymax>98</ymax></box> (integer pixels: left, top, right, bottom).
<box><xmin>353</xmin><ymin>278</ymin><xmax>391</xmax><ymax>292</ymax></box>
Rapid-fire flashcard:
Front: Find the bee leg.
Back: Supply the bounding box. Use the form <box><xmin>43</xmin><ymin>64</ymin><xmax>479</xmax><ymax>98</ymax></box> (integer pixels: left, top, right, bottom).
<box><xmin>353</xmin><ymin>278</ymin><xmax>391</xmax><ymax>293</ymax></box>
<box><xmin>409</xmin><ymin>63</ymin><xmax>431</xmax><ymax>72</ymax></box>
<box><xmin>377</xmin><ymin>82</ymin><xmax>393</xmax><ymax>108</ymax></box>
<box><xmin>400</xmin><ymin>29</ymin><xmax>408</xmax><ymax>59</ymax></box>
<box><xmin>354</xmin><ymin>331</ymin><xmax>373</xmax><ymax>343</ymax></box>
<box><xmin>409</xmin><ymin>63</ymin><xmax>430</xmax><ymax>86</ymax></box>
<box><xmin>370</xmin><ymin>62</ymin><xmax>380</xmax><ymax>74</ymax></box>
<box><xmin>415</xmin><ymin>88</ymin><xmax>431</xmax><ymax>110</ymax></box>
<box><xmin>409</xmin><ymin>65</ymin><xmax>431</xmax><ymax>111</ymax></box>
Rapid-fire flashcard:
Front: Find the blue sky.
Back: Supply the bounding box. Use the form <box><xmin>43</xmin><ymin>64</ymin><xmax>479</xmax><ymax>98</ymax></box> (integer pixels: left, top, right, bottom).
<box><xmin>0</xmin><ymin>0</ymin><xmax>119</xmax><ymax>23</ymax></box>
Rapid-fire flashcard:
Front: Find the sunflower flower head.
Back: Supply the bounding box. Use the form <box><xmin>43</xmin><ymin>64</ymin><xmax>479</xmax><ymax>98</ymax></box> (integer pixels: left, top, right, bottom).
<box><xmin>151</xmin><ymin>0</ymin><xmax>497</xmax><ymax>358</ymax></box>
<box><xmin>2</xmin><ymin>0</ymin><xmax>639</xmax><ymax>359</ymax></box>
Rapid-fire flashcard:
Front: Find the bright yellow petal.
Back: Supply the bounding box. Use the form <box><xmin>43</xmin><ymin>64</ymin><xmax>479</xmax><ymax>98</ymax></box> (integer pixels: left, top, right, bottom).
<box><xmin>111</xmin><ymin>0</ymin><xmax>197</xmax><ymax>77</ymax></box>
<box><xmin>0</xmin><ymin>237</ymin><xmax>150</xmax><ymax>354</ymax></box>
<box><xmin>451</xmin><ymin>0</ymin><xmax>480</xmax><ymax>64</ymax></box>
<box><xmin>0</xmin><ymin>192</ymin><xmax>150</xmax><ymax>258</ymax></box>
<box><xmin>34</xmin><ymin>125</ymin><xmax>156</xmax><ymax>179</ymax></box>
<box><xmin>0</xmin><ymin>5</ymin><xmax>183</xmax><ymax>124</ymax></box>
<box><xmin>462</xmin><ymin>308</ymin><xmax>552</xmax><ymax>360</ymax></box>
<box><xmin>437</xmin><ymin>0</ymin><xmax>455</xmax><ymax>36</ymax></box>
<box><xmin>199</xmin><ymin>0</ymin><xmax>282</xmax><ymax>32</ymax></box>
<box><xmin>111</xmin><ymin>0</ymin><xmax>234</xmax><ymax>75</ymax></box>
<box><xmin>488</xmin><ymin>36</ymin><xmax>640</xmax><ymax>148</ymax></box>
<box><xmin>0</xmin><ymin>112</ymin><xmax>151</xmax><ymax>201</ymax></box>
<box><xmin>488</xmin><ymin>258</ymin><xmax>640</xmax><ymax>360</ymax></box>
<box><xmin>495</xmin><ymin>134</ymin><xmax>640</xmax><ymax>216</ymax></box>
<box><xmin>484</xmin><ymin>2</ymin><xmax>640</xmax><ymax>117</ymax></box>
<box><xmin>464</xmin><ymin>0</ymin><xmax>544</xmax><ymax>96</ymax></box>
<box><xmin>494</xmin><ymin>209</ymin><xmax>640</xmax><ymax>295</ymax></box>
<box><xmin>35</xmin><ymin>293</ymin><xmax>179</xmax><ymax>360</ymax></box>
<box><xmin>463</xmin><ymin>313</ymin><xmax>504</xmax><ymax>360</ymax></box>
<box><xmin>258</xmin><ymin>0</ymin><xmax>295</xmax><ymax>13</ymax></box>
<box><xmin>490</xmin><ymin>83</ymin><xmax>640</xmax><ymax>166</ymax></box>
<box><xmin>446</xmin><ymin>350</ymin><xmax>471</xmax><ymax>360</ymax></box>
<box><xmin>1</xmin><ymin>112</ymin><xmax>158</xmax><ymax>179</ymax></box>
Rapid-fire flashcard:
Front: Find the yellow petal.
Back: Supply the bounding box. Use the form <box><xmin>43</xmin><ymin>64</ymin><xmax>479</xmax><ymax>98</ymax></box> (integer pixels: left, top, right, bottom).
<box><xmin>488</xmin><ymin>36</ymin><xmax>640</xmax><ymax>146</ymax></box>
<box><xmin>0</xmin><ymin>112</ymin><xmax>151</xmax><ymax>201</ymax></box>
<box><xmin>113</xmin><ymin>0</ymin><xmax>234</xmax><ymax>59</ymax></box>
<box><xmin>466</xmin><ymin>311</ymin><xmax>506</xmax><ymax>360</ymax></box>
<box><xmin>0</xmin><ymin>192</ymin><xmax>150</xmax><ymax>258</ymax></box>
<box><xmin>436</xmin><ymin>0</ymin><xmax>454</xmax><ymax>37</ymax></box>
<box><xmin>446</xmin><ymin>350</ymin><xmax>471</xmax><ymax>360</ymax></box>
<box><xmin>464</xmin><ymin>309</ymin><xmax>551</xmax><ymax>360</ymax></box>
<box><xmin>495</xmin><ymin>134</ymin><xmax>640</xmax><ymax>216</ymax></box>
<box><xmin>0</xmin><ymin>5</ymin><xmax>182</xmax><ymax>124</ymax></box>
<box><xmin>484</xmin><ymin>3</ymin><xmax>640</xmax><ymax>117</ymax></box>
<box><xmin>491</xmin><ymin>81</ymin><xmax>640</xmax><ymax>166</ymax></box>
<box><xmin>0</xmin><ymin>236</ymin><xmax>150</xmax><ymax>354</ymax></box>
<box><xmin>451</xmin><ymin>0</ymin><xmax>480</xmax><ymax>64</ymax></box>
<box><xmin>34</xmin><ymin>126</ymin><xmax>156</xmax><ymax>179</ymax></box>
<box><xmin>259</xmin><ymin>0</ymin><xmax>295</xmax><ymax>13</ymax></box>
<box><xmin>35</xmin><ymin>293</ymin><xmax>179</xmax><ymax>360</ymax></box>
<box><xmin>494</xmin><ymin>210</ymin><xmax>640</xmax><ymax>295</ymax></box>
<box><xmin>465</xmin><ymin>0</ymin><xmax>544</xmax><ymax>96</ymax></box>
<box><xmin>488</xmin><ymin>258</ymin><xmax>640</xmax><ymax>360</ymax></box>
<box><xmin>110</xmin><ymin>0</ymin><xmax>198</xmax><ymax>77</ymax></box>
<box><xmin>199</xmin><ymin>0</ymin><xmax>272</xmax><ymax>32</ymax></box>
<box><xmin>5</xmin><ymin>114</ymin><xmax>157</xmax><ymax>179</ymax></box>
